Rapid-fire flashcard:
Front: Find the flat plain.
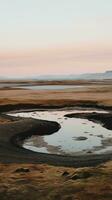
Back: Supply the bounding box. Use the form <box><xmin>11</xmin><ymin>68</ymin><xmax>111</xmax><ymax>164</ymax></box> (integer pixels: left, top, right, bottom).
<box><xmin>0</xmin><ymin>79</ymin><xmax>112</xmax><ymax>200</ymax></box>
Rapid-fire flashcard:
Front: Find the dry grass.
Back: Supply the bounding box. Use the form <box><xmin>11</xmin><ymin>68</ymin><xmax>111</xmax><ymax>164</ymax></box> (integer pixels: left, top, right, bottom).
<box><xmin>0</xmin><ymin>80</ymin><xmax>111</xmax><ymax>107</ymax></box>
<box><xmin>0</xmin><ymin>162</ymin><xmax>112</xmax><ymax>200</ymax></box>
<box><xmin>0</xmin><ymin>83</ymin><xmax>112</xmax><ymax>107</ymax></box>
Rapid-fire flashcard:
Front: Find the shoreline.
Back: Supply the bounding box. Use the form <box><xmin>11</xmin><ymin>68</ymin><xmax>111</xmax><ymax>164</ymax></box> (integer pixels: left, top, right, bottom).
<box><xmin>0</xmin><ymin>105</ymin><xmax>112</xmax><ymax>167</ymax></box>
<box><xmin>0</xmin><ymin>100</ymin><xmax>112</xmax><ymax>114</ymax></box>
<box><xmin>65</xmin><ymin>112</ymin><xmax>112</xmax><ymax>130</ymax></box>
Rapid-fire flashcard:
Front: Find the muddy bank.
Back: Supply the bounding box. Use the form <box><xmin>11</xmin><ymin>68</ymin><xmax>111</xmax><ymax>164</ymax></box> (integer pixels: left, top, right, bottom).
<box><xmin>0</xmin><ymin>100</ymin><xmax>112</xmax><ymax>113</ymax></box>
<box><xmin>0</xmin><ymin>115</ymin><xmax>62</xmax><ymax>163</ymax></box>
<box><xmin>65</xmin><ymin>112</ymin><xmax>112</xmax><ymax>130</ymax></box>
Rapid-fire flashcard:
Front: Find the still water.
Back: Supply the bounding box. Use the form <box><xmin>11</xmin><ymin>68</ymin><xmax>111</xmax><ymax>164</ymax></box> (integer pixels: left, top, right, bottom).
<box><xmin>10</xmin><ymin>109</ymin><xmax>112</xmax><ymax>156</ymax></box>
<box><xmin>16</xmin><ymin>85</ymin><xmax>86</xmax><ymax>90</ymax></box>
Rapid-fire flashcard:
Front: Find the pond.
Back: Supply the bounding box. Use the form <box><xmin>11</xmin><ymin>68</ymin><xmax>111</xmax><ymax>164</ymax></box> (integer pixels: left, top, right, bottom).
<box><xmin>15</xmin><ymin>85</ymin><xmax>86</xmax><ymax>90</ymax></box>
<box><xmin>10</xmin><ymin>109</ymin><xmax>112</xmax><ymax>156</ymax></box>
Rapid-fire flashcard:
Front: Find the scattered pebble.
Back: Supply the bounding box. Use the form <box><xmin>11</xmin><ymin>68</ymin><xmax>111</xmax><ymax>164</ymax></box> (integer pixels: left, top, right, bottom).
<box><xmin>14</xmin><ymin>168</ymin><xmax>30</xmax><ymax>173</ymax></box>
<box><xmin>75</xmin><ymin>136</ymin><xmax>88</xmax><ymax>141</ymax></box>
<box><xmin>87</xmin><ymin>150</ymin><xmax>92</xmax><ymax>154</ymax></box>
<box><xmin>71</xmin><ymin>171</ymin><xmax>92</xmax><ymax>180</ymax></box>
<box><xmin>62</xmin><ymin>171</ymin><xmax>69</xmax><ymax>176</ymax></box>
<box><xmin>97</xmin><ymin>135</ymin><xmax>104</xmax><ymax>138</ymax></box>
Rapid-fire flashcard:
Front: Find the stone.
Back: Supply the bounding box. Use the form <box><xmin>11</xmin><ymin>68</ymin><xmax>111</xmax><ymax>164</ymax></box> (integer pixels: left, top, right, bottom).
<box><xmin>14</xmin><ymin>168</ymin><xmax>30</xmax><ymax>173</ymax></box>
<box><xmin>75</xmin><ymin>136</ymin><xmax>88</xmax><ymax>141</ymax></box>
<box><xmin>71</xmin><ymin>171</ymin><xmax>92</xmax><ymax>180</ymax></box>
<box><xmin>62</xmin><ymin>171</ymin><xmax>69</xmax><ymax>176</ymax></box>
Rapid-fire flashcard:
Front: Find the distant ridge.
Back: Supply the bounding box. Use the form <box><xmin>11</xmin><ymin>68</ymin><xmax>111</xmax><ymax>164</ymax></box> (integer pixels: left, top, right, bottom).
<box><xmin>0</xmin><ymin>71</ymin><xmax>112</xmax><ymax>80</ymax></box>
<box><xmin>30</xmin><ymin>70</ymin><xmax>112</xmax><ymax>80</ymax></box>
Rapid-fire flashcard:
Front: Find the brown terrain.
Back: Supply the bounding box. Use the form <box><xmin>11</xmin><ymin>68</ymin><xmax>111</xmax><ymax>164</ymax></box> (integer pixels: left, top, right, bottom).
<box><xmin>0</xmin><ymin>79</ymin><xmax>112</xmax><ymax>200</ymax></box>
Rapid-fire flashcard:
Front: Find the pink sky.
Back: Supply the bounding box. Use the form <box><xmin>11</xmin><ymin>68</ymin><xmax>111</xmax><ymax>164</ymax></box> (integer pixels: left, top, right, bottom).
<box><xmin>0</xmin><ymin>1</ymin><xmax>112</xmax><ymax>77</ymax></box>
<box><xmin>0</xmin><ymin>43</ymin><xmax>112</xmax><ymax>77</ymax></box>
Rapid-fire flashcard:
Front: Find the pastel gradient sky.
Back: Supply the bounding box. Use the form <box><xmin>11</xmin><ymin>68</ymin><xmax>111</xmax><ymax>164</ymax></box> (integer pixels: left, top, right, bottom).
<box><xmin>0</xmin><ymin>0</ymin><xmax>112</xmax><ymax>77</ymax></box>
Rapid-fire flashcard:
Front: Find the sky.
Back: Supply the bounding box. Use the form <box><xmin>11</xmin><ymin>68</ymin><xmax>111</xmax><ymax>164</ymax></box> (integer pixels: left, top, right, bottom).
<box><xmin>0</xmin><ymin>0</ymin><xmax>112</xmax><ymax>77</ymax></box>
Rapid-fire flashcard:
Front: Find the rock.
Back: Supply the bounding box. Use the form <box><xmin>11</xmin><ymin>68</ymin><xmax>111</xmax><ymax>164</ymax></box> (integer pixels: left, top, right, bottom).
<box><xmin>14</xmin><ymin>168</ymin><xmax>30</xmax><ymax>173</ymax></box>
<box><xmin>97</xmin><ymin>135</ymin><xmax>104</xmax><ymax>138</ymax></box>
<box><xmin>62</xmin><ymin>171</ymin><xmax>69</xmax><ymax>176</ymax></box>
<box><xmin>71</xmin><ymin>171</ymin><xmax>92</xmax><ymax>180</ymax></box>
<box><xmin>87</xmin><ymin>150</ymin><xmax>92</xmax><ymax>154</ymax></box>
<box><xmin>64</xmin><ymin>118</ymin><xmax>68</xmax><ymax>120</ymax></box>
<box><xmin>75</xmin><ymin>136</ymin><xmax>88</xmax><ymax>141</ymax></box>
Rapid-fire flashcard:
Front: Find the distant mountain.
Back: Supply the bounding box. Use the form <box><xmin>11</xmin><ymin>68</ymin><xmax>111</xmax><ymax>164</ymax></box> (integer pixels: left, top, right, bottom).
<box><xmin>76</xmin><ymin>71</ymin><xmax>112</xmax><ymax>80</ymax></box>
<box><xmin>31</xmin><ymin>70</ymin><xmax>112</xmax><ymax>80</ymax></box>
<box><xmin>0</xmin><ymin>71</ymin><xmax>112</xmax><ymax>80</ymax></box>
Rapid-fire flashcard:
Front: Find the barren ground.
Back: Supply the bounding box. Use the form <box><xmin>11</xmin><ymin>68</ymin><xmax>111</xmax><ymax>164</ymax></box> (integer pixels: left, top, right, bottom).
<box><xmin>0</xmin><ymin>80</ymin><xmax>112</xmax><ymax>200</ymax></box>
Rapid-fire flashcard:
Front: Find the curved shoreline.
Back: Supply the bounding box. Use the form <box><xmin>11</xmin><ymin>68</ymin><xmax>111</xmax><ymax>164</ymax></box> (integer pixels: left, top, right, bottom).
<box><xmin>65</xmin><ymin>112</ymin><xmax>112</xmax><ymax>130</ymax></box>
<box><xmin>0</xmin><ymin>105</ymin><xmax>112</xmax><ymax>167</ymax></box>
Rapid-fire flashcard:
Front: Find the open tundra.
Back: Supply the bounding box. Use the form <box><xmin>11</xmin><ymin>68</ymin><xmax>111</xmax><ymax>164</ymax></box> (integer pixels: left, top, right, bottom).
<box><xmin>0</xmin><ymin>79</ymin><xmax>112</xmax><ymax>200</ymax></box>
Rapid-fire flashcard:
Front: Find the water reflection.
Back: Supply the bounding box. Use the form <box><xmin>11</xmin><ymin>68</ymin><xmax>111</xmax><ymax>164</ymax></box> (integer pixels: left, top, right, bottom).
<box><xmin>15</xmin><ymin>85</ymin><xmax>85</xmax><ymax>90</ymax></box>
<box><xmin>10</xmin><ymin>109</ymin><xmax>112</xmax><ymax>156</ymax></box>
